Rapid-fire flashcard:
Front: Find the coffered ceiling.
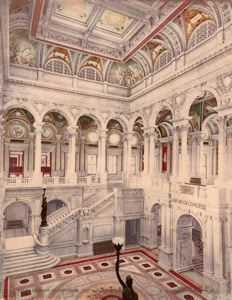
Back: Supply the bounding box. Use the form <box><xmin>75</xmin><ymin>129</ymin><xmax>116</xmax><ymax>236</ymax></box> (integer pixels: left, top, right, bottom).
<box><xmin>31</xmin><ymin>0</ymin><xmax>193</xmax><ymax>61</ymax></box>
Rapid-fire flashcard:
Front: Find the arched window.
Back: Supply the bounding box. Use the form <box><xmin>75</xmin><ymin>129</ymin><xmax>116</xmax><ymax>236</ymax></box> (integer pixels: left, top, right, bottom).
<box><xmin>188</xmin><ymin>21</ymin><xmax>217</xmax><ymax>50</ymax></box>
<box><xmin>79</xmin><ymin>67</ymin><xmax>102</xmax><ymax>82</ymax></box>
<box><xmin>154</xmin><ymin>50</ymin><xmax>172</xmax><ymax>71</ymax></box>
<box><xmin>45</xmin><ymin>59</ymin><xmax>71</xmax><ymax>75</ymax></box>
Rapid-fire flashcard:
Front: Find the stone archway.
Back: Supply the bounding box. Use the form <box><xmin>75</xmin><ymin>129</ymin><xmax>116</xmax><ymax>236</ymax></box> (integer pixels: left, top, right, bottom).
<box><xmin>3</xmin><ymin>202</ymin><xmax>33</xmax><ymax>238</ymax></box>
<box><xmin>47</xmin><ymin>199</ymin><xmax>67</xmax><ymax>216</ymax></box>
<box><xmin>176</xmin><ymin>214</ymin><xmax>203</xmax><ymax>272</ymax></box>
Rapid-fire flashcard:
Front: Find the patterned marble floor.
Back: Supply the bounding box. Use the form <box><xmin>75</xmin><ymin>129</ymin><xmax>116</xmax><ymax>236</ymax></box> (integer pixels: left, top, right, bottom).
<box><xmin>5</xmin><ymin>250</ymin><xmax>207</xmax><ymax>300</ymax></box>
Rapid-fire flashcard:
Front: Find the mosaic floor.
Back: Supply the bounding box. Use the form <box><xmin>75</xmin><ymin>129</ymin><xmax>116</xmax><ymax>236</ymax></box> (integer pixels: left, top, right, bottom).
<box><xmin>5</xmin><ymin>250</ymin><xmax>207</xmax><ymax>300</ymax></box>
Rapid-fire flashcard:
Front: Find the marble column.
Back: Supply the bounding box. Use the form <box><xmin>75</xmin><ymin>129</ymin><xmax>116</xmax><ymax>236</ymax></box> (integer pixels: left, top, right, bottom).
<box><xmin>4</xmin><ymin>139</ymin><xmax>10</xmax><ymax>178</ymax></box>
<box><xmin>204</xmin><ymin>216</ymin><xmax>214</xmax><ymax>276</ymax></box>
<box><xmin>0</xmin><ymin>118</ymin><xmax>4</xmax><ymax>180</ymax></box>
<box><xmin>213</xmin><ymin>217</ymin><xmax>224</xmax><ymax>279</ymax></box>
<box><xmin>127</xmin><ymin>132</ymin><xmax>132</xmax><ymax>175</ymax></box>
<box><xmin>79</xmin><ymin>139</ymin><xmax>85</xmax><ymax>173</ymax></box>
<box><xmin>161</xmin><ymin>204</ymin><xmax>166</xmax><ymax>248</ymax></box>
<box><xmin>180</xmin><ymin>123</ymin><xmax>188</xmax><ymax>181</ymax></box>
<box><xmin>172</xmin><ymin>126</ymin><xmax>179</xmax><ymax>178</ymax></box>
<box><xmin>149</xmin><ymin>131</ymin><xmax>157</xmax><ymax>176</ymax></box>
<box><xmin>98</xmin><ymin>130</ymin><xmax>106</xmax><ymax>175</ymax></box>
<box><xmin>67</xmin><ymin>126</ymin><xmax>77</xmax><ymax>183</ymax></box>
<box><xmin>167</xmin><ymin>142</ymin><xmax>171</xmax><ymax>174</ymax></box>
<box><xmin>28</xmin><ymin>132</ymin><xmax>34</xmax><ymax>176</ymax></box>
<box><xmin>143</xmin><ymin>132</ymin><xmax>149</xmax><ymax>174</ymax></box>
<box><xmin>122</xmin><ymin>134</ymin><xmax>128</xmax><ymax>174</ymax></box>
<box><xmin>55</xmin><ymin>135</ymin><xmax>62</xmax><ymax>176</ymax></box>
<box><xmin>217</xmin><ymin>116</ymin><xmax>226</xmax><ymax>182</ymax></box>
<box><xmin>33</xmin><ymin>122</ymin><xmax>43</xmax><ymax>183</ymax></box>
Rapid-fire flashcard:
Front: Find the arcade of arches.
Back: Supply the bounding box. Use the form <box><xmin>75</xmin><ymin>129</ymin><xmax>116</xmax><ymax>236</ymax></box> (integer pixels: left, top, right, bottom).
<box><xmin>1</xmin><ymin>0</ymin><xmax>232</xmax><ymax>299</ymax></box>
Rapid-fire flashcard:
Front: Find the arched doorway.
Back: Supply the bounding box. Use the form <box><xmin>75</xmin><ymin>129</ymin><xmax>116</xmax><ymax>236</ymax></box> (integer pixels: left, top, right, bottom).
<box><xmin>176</xmin><ymin>214</ymin><xmax>203</xmax><ymax>272</ymax></box>
<box><xmin>3</xmin><ymin>202</ymin><xmax>32</xmax><ymax>238</ymax></box>
<box><xmin>150</xmin><ymin>204</ymin><xmax>161</xmax><ymax>248</ymax></box>
<box><xmin>47</xmin><ymin>199</ymin><xmax>67</xmax><ymax>216</ymax></box>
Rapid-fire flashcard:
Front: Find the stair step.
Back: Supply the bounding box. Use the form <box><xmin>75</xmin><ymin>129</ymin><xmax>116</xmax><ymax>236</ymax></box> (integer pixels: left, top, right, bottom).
<box><xmin>4</xmin><ymin>254</ymin><xmax>53</xmax><ymax>269</ymax></box>
<box><xmin>5</xmin><ymin>253</ymin><xmax>36</xmax><ymax>261</ymax></box>
<box><xmin>4</xmin><ymin>256</ymin><xmax>60</xmax><ymax>276</ymax></box>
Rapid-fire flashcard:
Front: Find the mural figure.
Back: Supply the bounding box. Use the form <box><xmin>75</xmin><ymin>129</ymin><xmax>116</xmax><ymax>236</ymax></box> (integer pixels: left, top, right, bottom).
<box><xmin>10</xmin><ymin>29</ymin><xmax>37</xmax><ymax>67</ymax></box>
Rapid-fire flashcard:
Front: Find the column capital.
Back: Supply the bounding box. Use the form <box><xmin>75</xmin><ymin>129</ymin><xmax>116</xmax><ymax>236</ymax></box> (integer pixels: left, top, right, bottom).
<box><xmin>55</xmin><ymin>134</ymin><xmax>62</xmax><ymax>141</ymax></box>
<box><xmin>98</xmin><ymin>129</ymin><xmax>107</xmax><ymax>139</ymax></box>
<box><xmin>67</xmin><ymin>126</ymin><xmax>77</xmax><ymax>137</ymax></box>
<box><xmin>143</xmin><ymin>127</ymin><xmax>157</xmax><ymax>136</ymax></box>
<box><xmin>33</xmin><ymin>122</ymin><xmax>43</xmax><ymax>133</ymax></box>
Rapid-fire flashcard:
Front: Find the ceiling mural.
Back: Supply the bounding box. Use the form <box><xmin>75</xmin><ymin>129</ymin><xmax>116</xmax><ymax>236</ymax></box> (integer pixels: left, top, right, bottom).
<box><xmin>10</xmin><ymin>29</ymin><xmax>37</xmax><ymax>67</ymax></box>
<box><xmin>7</xmin><ymin>1</ymin><xmax>226</xmax><ymax>87</ymax></box>
<box><xmin>184</xmin><ymin>8</ymin><xmax>213</xmax><ymax>43</ymax></box>
<box><xmin>133</xmin><ymin>117</ymin><xmax>144</xmax><ymax>136</ymax></box>
<box><xmin>46</xmin><ymin>47</ymin><xmax>71</xmax><ymax>66</ymax></box>
<box><xmin>43</xmin><ymin>112</ymin><xmax>68</xmax><ymax>130</ymax></box>
<box><xmin>96</xmin><ymin>10</ymin><xmax>134</xmax><ymax>33</ymax></box>
<box><xmin>55</xmin><ymin>0</ymin><xmax>94</xmax><ymax>23</ymax></box>
<box><xmin>143</xmin><ymin>41</ymin><xmax>169</xmax><ymax>64</ymax></box>
<box><xmin>109</xmin><ymin>60</ymin><xmax>144</xmax><ymax>87</ymax></box>
<box><xmin>107</xmin><ymin>120</ymin><xmax>123</xmax><ymax>133</ymax></box>
<box><xmin>77</xmin><ymin>116</ymin><xmax>98</xmax><ymax>130</ymax></box>
<box><xmin>6</xmin><ymin>108</ymin><xmax>35</xmax><ymax>131</ymax></box>
<box><xmin>189</xmin><ymin>96</ymin><xmax>217</xmax><ymax>131</ymax></box>
<box><xmin>156</xmin><ymin>108</ymin><xmax>172</xmax><ymax>125</ymax></box>
<box><xmin>80</xmin><ymin>56</ymin><xmax>102</xmax><ymax>74</ymax></box>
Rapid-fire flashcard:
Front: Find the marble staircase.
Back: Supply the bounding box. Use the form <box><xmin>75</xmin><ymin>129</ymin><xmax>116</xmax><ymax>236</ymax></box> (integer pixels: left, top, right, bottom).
<box><xmin>3</xmin><ymin>236</ymin><xmax>60</xmax><ymax>277</ymax></box>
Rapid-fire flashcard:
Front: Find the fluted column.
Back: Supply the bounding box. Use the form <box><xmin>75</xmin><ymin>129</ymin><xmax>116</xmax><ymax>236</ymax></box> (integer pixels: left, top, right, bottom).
<box><xmin>33</xmin><ymin>122</ymin><xmax>43</xmax><ymax>182</ymax></box>
<box><xmin>180</xmin><ymin>123</ymin><xmax>188</xmax><ymax>181</ymax></box>
<box><xmin>143</xmin><ymin>131</ymin><xmax>149</xmax><ymax>174</ymax></box>
<box><xmin>67</xmin><ymin>126</ymin><xmax>77</xmax><ymax>183</ymax></box>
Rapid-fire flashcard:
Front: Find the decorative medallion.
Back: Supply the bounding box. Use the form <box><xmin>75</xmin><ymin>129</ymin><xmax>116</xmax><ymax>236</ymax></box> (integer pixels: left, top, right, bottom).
<box><xmin>11</xmin><ymin>124</ymin><xmax>25</xmax><ymax>138</ymax></box>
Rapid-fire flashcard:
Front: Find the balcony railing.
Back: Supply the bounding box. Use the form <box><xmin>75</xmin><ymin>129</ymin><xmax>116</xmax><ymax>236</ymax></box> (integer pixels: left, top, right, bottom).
<box><xmin>5</xmin><ymin>174</ymin><xmax>102</xmax><ymax>188</ymax></box>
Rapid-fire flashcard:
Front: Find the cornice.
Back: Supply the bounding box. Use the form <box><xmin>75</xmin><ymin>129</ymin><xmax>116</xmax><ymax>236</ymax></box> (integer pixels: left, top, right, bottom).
<box><xmin>5</xmin><ymin>77</ymin><xmax>129</xmax><ymax>103</ymax></box>
<box><xmin>128</xmin><ymin>42</ymin><xmax>232</xmax><ymax>102</ymax></box>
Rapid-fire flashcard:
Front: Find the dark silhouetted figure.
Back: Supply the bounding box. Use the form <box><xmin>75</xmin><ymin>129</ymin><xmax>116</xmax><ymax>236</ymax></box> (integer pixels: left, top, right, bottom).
<box><xmin>40</xmin><ymin>188</ymin><xmax>48</xmax><ymax>227</ymax></box>
<box><xmin>114</xmin><ymin>242</ymin><xmax>139</xmax><ymax>300</ymax></box>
